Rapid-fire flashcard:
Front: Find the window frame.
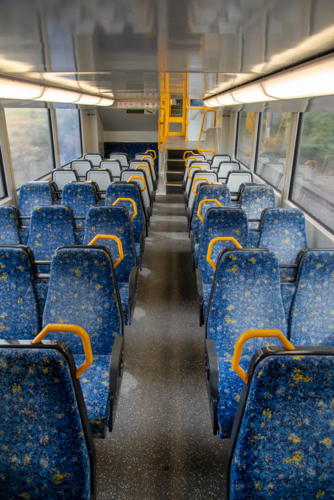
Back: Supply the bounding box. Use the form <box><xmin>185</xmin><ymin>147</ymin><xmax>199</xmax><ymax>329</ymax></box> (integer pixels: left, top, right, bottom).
<box><xmin>0</xmin><ymin>147</ymin><xmax>8</xmax><ymax>200</ymax></box>
<box><xmin>235</xmin><ymin>111</ymin><xmax>251</xmax><ymax>169</ymax></box>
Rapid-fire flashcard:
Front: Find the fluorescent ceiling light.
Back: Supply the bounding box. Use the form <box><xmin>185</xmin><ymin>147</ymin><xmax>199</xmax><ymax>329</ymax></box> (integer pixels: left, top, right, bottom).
<box><xmin>216</xmin><ymin>93</ymin><xmax>238</xmax><ymax>105</ymax></box>
<box><xmin>36</xmin><ymin>87</ymin><xmax>81</xmax><ymax>103</ymax></box>
<box><xmin>232</xmin><ymin>83</ymin><xmax>277</xmax><ymax>103</ymax></box>
<box><xmin>96</xmin><ymin>98</ymin><xmax>114</xmax><ymax>106</ymax></box>
<box><xmin>0</xmin><ymin>77</ymin><xmax>43</xmax><ymax>100</ymax></box>
<box><xmin>263</xmin><ymin>56</ymin><xmax>334</xmax><ymax>99</ymax></box>
<box><xmin>76</xmin><ymin>94</ymin><xmax>101</xmax><ymax>105</ymax></box>
<box><xmin>204</xmin><ymin>96</ymin><xmax>219</xmax><ymax>107</ymax></box>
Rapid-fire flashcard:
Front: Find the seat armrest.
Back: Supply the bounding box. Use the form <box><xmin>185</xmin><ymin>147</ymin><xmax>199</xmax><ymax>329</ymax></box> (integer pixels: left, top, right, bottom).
<box><xmin>129</xmin><ymin>266</ymin><xmax>138</xmax><ymax>300</ymax></box>
<box><xmin>195</xmin><ymin>267</ymin><xmax>203</xmax><ymax>302</ymax></box>
<box><xmin>140</xmin><ymin>229</ymin><xmax>145</xmax><ymax>254</ymax></box>
<box><xmin>190</xmin><ymin>230</ymin><xmax>195</xmax><ymax>254</ymax></box>
<box><xmin>205</xmin><ymin>339</ymin><xmax>219</xmax><ymax>398</ymax></box>
<box><xmin>186</xmin><ymin>206</ymin><xmax>190</xmax><ymax>223</ymax></box>
<box><xmin>109</xmin><ymin>336</ymin><xmax>124</xmax><ymax>393</ymax></box>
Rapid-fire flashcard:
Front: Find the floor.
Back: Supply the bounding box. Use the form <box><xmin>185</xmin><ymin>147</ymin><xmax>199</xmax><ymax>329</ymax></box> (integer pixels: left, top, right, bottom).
<box><xmin>95</xmin><ymin>194</ymin><xmax>228</xmax><ymax>499</ymax></box>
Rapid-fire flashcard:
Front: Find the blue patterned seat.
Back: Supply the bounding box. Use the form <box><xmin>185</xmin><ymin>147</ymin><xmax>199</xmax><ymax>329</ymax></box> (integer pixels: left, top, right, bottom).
<box><xmin>229</xmin><ymin>347</ymin><xmax>334</xmax><ymax>499</ymax></box>
<box><xmin>105</xmin><ymin>182</ymin><xmax>146</xmax><ymax>267</ymax></box>
<box><xmin>0</xmin><ymin>206</ymin><xmax>21</xmax><ymax>244</ymax></box>
<box><xmin>258</xmin><ymin>208</ymin><xmax>307</xmax><ymax>279</ymax></box>
<box><xmin>0</xmin><ymin>342</ymin><xmax>95</xmax><ymax>499</ymax></box>
<box><xmin>17</xmin><ymin>181</ymin><xmax>57</xmax><ymax>226</ymax></box>
<box><xmin>196</xmin><ymin>208</ymin><xmax>250</xmax><ymax>325</ymax></box>
<box><xmin>27</xmin><ymin>206</ymin><xmax>76</xmax><ymax>273</ymax></box>
<box><xmin>239</xmin><ymin>183</ymin><xmax>276</xmax><ymax>246</ymax></box>
<box><xmin>205</xmin><ymin>249</ymin><xmax>287</xmax><ymax>438</ymax></box>
<box><xmin>42</xmin><ymin>246</ymin><xmax>124</xmax><ymax>438</ymax></box>
<box><xmin>190</xmin><ymin>183</ymin><xmax>232</xmax><ymax>254</ymax></box>
<box><xmin>62</xmin><ymin>182</ymin><xmax>98</xmax><ymax>244</ymax></box>
<box><xmin>84</xmin><ymin>206</ymin><xmax>138</xmax><ymax>326</ymax></box>
<box><xmin>289</xmin><ymin>249</ymin><xmax>334</xmax><ymax>345</ymax></box>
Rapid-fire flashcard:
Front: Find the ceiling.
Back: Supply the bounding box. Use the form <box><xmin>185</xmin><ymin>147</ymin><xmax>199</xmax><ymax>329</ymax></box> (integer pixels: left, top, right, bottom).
<box><xmin>0</xmin><ymin>0</ymin><xmax>334</xmax><ymax>102</ymax></box>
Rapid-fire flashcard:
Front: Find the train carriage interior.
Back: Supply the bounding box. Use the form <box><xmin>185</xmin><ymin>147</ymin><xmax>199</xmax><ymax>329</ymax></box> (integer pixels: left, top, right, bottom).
<box><xmin>1</xmin><ymin>0</ymin><xmax>334</xmax><ymax>498</ymax></box>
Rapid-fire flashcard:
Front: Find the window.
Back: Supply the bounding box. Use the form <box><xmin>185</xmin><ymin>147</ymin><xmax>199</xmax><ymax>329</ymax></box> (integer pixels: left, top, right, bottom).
<box><xmin>55</xmin><ymin>109</ymin><xmax>82</xmax><ymax>166</ymax></box>
<box><xmin>5</xmin><ymin>108</ymin><xmax>54</xmax><ymax>190</ymax></box>
<box><xmin>0</xmin><ymin>149</ymin><xmax>7</xmax><ymax>199</ymax></box>
<box><xmin>290</xmin><ymin>113</ymin><xmax>334</xmax><ymax>233</ymax></box>
<box><xmin>255</xmin><ymin>112</ymin><xmax>291</xmax><ymax>191</ymax></box>
<box><xmin>236</xmin><ymin>112</ymin><xmax>256</xmax><ymax>168</ymax></box>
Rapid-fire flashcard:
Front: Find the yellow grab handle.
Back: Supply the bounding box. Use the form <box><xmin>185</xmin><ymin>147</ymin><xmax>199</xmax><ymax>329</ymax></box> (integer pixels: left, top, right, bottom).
<box><xmin>188</xmin><ymin>165</ymin><xmax>203</xmax><ymax>179</ymax></box>
<box><xmin>232</xmin><ymin>329</ymin><xmax>295</xmax><ymax>384</ymax></box>
<box><xmin>127</xmin><ymin>176</ymin><xmax>147</xmax><ymax>193</ymax></box>
<box><xmin>88</xmin><ymin>234</ymin><xmax>124</xmax><ymax>268</ymax></box>
<box><xmin>192</xmin><ymin>178</ymin><xmax>211</xmax><ymax>196</ymax></box>
<box><xmin>197</xmin><ymin>199</ymin><xmax>222</xmax><ymax>223</ymax></box>
<box><xmin>145</xmin><ymin>150</ymin><xmax>156</xmax><ymax>160</ymax></box>
<box><xmin>183</xmin><ymin>150</ymin><xmax>195</xmax><ymax>160</ymax></box>
<box><xmin>140</xmin><ymin>155</ymin><xmax>154</xmax><ymax>166</ymax></box>
<box><xmin>198</xmin><ymin>149</ymin><xmax>216</xmax><ymax>156</ymax></box>
<box><xmin>135</xmin><ymin>163</ymin><xmax>151</xmax><ymax>178</ymax></box>
<box><xmin>186</xmin><ymin>156</ymin><xmax>199</xmax><ymax>168</ymax></box>
<box><xmin>32</xmin><ymin>323</ymin><xmax>94</xmax><ymax>379</ymax></box>
<box><xmin>207</xmin><ymin>237</ymin><xmax>242</xmax><ymax>271</ymax></box>
<box><xmin>112</xmin><ymin>197</ymin><xmax>137</xmax><ymax>222</ymax></box>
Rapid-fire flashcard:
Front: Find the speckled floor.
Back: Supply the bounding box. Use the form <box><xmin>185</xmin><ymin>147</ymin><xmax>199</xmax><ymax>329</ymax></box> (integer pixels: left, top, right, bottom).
<box><xmin>95</xmin><ymin>194</ymin><xmax>228</xmax><ymax>499</ymax></box>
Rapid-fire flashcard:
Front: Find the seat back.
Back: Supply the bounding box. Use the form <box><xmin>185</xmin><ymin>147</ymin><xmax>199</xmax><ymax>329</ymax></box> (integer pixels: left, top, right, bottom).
<box><xmin>27</xmin><ymin>206</ymin><xmax>76</xmax><ymax>272</ymax></box>
<box><xmin>135</xmin><ymin>153</ymin><xmax>153</xmax><ymax>166</ymax></box>
<box><xmin>18</xmin><ymin>181</ymin><xmax>56</xmax><ymax>218</ymax></box>
<box><xmin>0</xmin><ymin>206</ymin><xmax>21</xmax><ymax>244</ymax></box>
<box><xmin>129</xmin><ymin>160</ymin><xmax>154</xmax><ymax>193</ymax></box>
<box><xmin>0</xmin><ymin>341</ymin><xmax>94</xmax><ymax>499</ymax></box>
<box><xmin>229</xmin><ymin>347</ymin><xmax>334</xmax><ymax>500</ymax></box>
<box><xmin>100</xmin><ymin>160</ymin><xmax>122</xmax><ymax>180</ymax></box>
<box><xmin>52</xmin><ymin>169</ymin><xmax>78</xmax><ymax>190</ymax></box>
<box><xmin>120</xmin><ymin>169</ymin><xmax>151</xmax><ymax>212</ymax></box>
<box><xmin>43</xmin><ymin>246</ymin><xmax>123</xmax><ymax>354</ymax></box>
<box><xmin>197</xmin><ymin>208</ymin><xmax>249</xmax><ymax>284</ymax></box>
<box><xmin>217</xmin><ymin>161</ymin><xmax>240</xmax><ymax>181</ymax></box>
<box><xmin>239</xmin><ymin>183</ymin><xmax>276</xmax><ymax>229</ymax></box>
<box><xmin>84</xmin><ymin>206</ymin><xmax>137</xmax><ymax>283</ymax></box>
<box><xmin>226</xmin><ymin>171</ymin><xmax>253</xmax><ymax>199</ymax></box>
<box><xmin>105</xmin><ymin>182</ymin><xmax>146</xmax><ymax>243</ymax></box>
<box><xmin>184</xmin><ymin>161</ymin><xmax>211</xmax><ymax>183</ymax></box>
<box><xmin>258</xmin><ymin>208</ymin><xmax>307</xmax><ymax>277</ymax></box>
<box><xmin>62</xmin><ymin>182</ymin><xmax>97</xmax><ymax>227</ymax></box>
<box><xmin>86</xmin><ymin>169</ymin><xmax>113</xmax><ymax>191</ymax></box>
<box><xmin>191</xmin><ymin>183</ymin><xmax>232</xmax><ymax>245</ymax></box>
<box><xmin>188</xmin><ymin>171</ymin><xmax>218</xmax><ymax>210</ymax></box>
<box><xmin>84</xmin><ymin>152</ymin><xmax>103</xmax><ymax>167</ymax></box>
<box><xmin>0</xmin><ymin>246</ymin><xmax>40</xmax><ymax>338</ymax></box>
<box><xmin>210</xmin><ymin>154</ymin><xmax>231</xmax><ymax>170</ymax></box>
<box><xmin>185</xmin><ymin>164</ymin><xmax>211</xmax><ymax>194</ymax></box>
<box><xmin>109</xmin><ymin>153</ymin><xmax>129</xmax><ymax>167</ymax></box>
<box><xmin>289</xmin><ymin>249</ymin><xmax>334</xmax><ymax>345</ymax></box>
<box><xmin>71</xmin><ymin>160</ymin><xmax>92</xmax><ymax>179</ymax></box>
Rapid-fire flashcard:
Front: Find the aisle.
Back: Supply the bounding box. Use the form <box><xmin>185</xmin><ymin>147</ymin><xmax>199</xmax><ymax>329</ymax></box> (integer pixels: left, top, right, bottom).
<box><xmin>95</xmin><ymin>194</ymin><xmax>228</xmax><ymax>499</ymax></box>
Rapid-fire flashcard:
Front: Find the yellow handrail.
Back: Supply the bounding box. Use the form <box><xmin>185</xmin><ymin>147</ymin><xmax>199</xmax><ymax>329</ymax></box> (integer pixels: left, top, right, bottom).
<box><xmin>187</xmin><ymin>165</ymin><xmax>203</xmax><ymax>179</ymax></box>
<box><xmin>140</xmin><ymin>155</ymin><xmax>154</xmax><ymax>167</ymax></box>
<box><xmin>88</xmin><ymin>234</ymin><xmax>124</xmax><ymax>268</ymax></box>
<box><xmin>127</xmin><ymin>176</ymin><xmax>147</xmax><ymax>193</ymax></box>
<box><xmin>32</xmin><ymin>324</ymin><xmax>93</xmax><ymax>379</ymax></box>
<box><xmin>186</xmin><ymin>156</ymin><xmax>200</xmax><ymax>168</ymax></box>
<box><xmin>232</xmin><ymin>329</ymin><xmax>295</xmax><ymax>384</ymax></box>
<box><xmin>206</xmin><ymin>237</ymin><xmax>242</xmax><ymax>271</ymax></box>
<box><xmin>197</xmin><ymin>108</ymin><xmax>217</xmax><ymax>155</ymax></box>
<box><xmin>191</xmin><ymin>178</ymin><xmax>211</xmax><ymax>196</ymax></box>
<box><xmin>183</xmin><ymin>150</ymin><xmax>195</xmax><ymax>161</ymax></box>
<box><xmin>135</xmin><ymin>164</ymin><xmax>151</xmax><ymax>178</ymax></box>
<box><xmin>145</xmin><ymin>149</ymin><xmax>156</xmax><ymax>160</ymax></box>
<box><xmin>197</xmin><ymin>199</ymin><xmax>222</xmax><ymax>223</ymax></box>
<box><xmin>112</xmin><ymin>197</ymin><xmax>137</xmax><ymax>222</ymax></box>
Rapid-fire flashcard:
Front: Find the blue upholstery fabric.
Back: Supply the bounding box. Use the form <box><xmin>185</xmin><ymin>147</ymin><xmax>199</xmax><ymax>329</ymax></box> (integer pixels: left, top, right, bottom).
<box><xmin>197</xmin><ymin>208</ymin><xmax>249</xmax><ymax>281</ymax></box>
<box><xmin>206</xmin><ymin>249</ymin><xmax>286</xmax><ymax>438</ymax></box>
<box><xmin>248</xmin><ymin>231</ymin><xmax>260</xmax><ymax>248</ymax></box>
<box><xmin>0</xmin><ymin>247</ymin><xmax>41</xmax><ymax>338</ymax></box>
<box><xmin>18</xmin><ymin>182</ymin><xmax>54</xmax><ymax>218</ymax></box>
<box><xmin>0</xmin><ymin>206</ymin><xmax>21</xmax><ymax>244</ymax></box>
<box><xmin>27</xmin><ymin>206</ymin><xmax>76</xmax><ymax>273</ymax></box>
<box><xmin>230</xmin><ymin>353</ymin><xmax>334</xmax><ymax>499</ymax></box>
<box><xmin>62</xmin><ymin>183</ymin><xmax>97</xmax><ymax>228</ymax></box>
<box><xmin>104</xmin><ymin>142</ymin><xmax>159</xmax><ymax>174</ymax></box>
<box><xmin>105</xmin><ymin>183</ymin><xmax>145</xmax><ymax>245</ymax></box>
<box><xmin>74</xmin><ymin>229</ymin><xmax>85</xmax><ymax>244</ymax></box>
<box><xmin>19</xmin><ymin>228</ymin><xmax>29</xmax><ymax>245</ymax></box>
<box><xmin>280</xmin><ymin>282</ymin><xmax>296</xmax><ymax>333</ymax></box>
<box><xmin>258</xmin><ymin>208</ymin><xmax>307</xmax><ymax>278</ymax></box>
<box><xmin>191</xmin><ymin>184</ymin><xmax>232</xmax><ymax>246</ymax></box>
<box><xmin>239</xmin><ymin>183</ymin><xmax>276</xmax><ymax>229</ymax></box>
<box><xmin>290</xmin><ymin>250</ymin><xmax>334</xmax><ymax>345</ymax></box>
<box><xmin>34</xmin><ymin>279</ymin><xmax>50</xmax><ymax>319</ymax></box>
<box><xmin>0</xmin><ymin>347</ymin><xmax>91</xmax><ymax>499</ymax></box>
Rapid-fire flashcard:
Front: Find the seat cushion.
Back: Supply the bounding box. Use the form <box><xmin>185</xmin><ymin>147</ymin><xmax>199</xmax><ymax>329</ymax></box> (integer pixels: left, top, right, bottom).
<box><xmin>74</xmin><ymin>354</ymin><xmax>111</xmax><ymax>439</ymax></box>
<box><xmin>118</xmin><ymin>283</ymin><xmax>130</xmax><ymax>326</ymax></box>
<box><xmin>74</xmin><ymin>229</ymin><xmax>85</xmax><ymax>245</ymax></box>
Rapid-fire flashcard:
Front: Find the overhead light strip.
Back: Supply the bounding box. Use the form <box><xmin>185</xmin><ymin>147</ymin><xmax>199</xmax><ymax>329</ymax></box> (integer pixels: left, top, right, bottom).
<box><xmin>204</xmin><ymin>54</ymin><xmax>334</xmax><ymax>107</ymax></box>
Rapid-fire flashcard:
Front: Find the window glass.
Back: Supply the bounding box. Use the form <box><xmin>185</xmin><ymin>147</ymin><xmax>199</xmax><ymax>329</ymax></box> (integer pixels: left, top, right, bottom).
<box><xmin>255</xmin><ymin>112</ymin><xmax>291</xmax><ymax>191</ymax></box>
<box><xmin>5</xmin><ymin>108</ymin><xmax>54</xmax><ymax>189</ymax></box>
<box><xmin>0</xmin><ymin>149</ymin><xmax>7</xmax><ymax>199</ymax></box>
<box><xmin>55</xmin><ymin>109</ymin><xmax>82</xmax><ymax>165</ymax></box>
<box><xmin>290</xmin><ymin>113</ymin><xmax>334</xmax><ymax>232</ymax></box>
<box><xmin>236</xmin><ymin>111</ymin><xmax>256</xmax><ymax>168</ymax></box>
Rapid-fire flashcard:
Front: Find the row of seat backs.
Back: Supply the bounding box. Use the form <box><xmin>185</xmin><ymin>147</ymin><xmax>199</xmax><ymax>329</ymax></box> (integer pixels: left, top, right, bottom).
<box><xmin>184</xmin><ymin>152</ymin><xmax>231</xmax><ymax>169</ymax></box>
<box><xmin>185</xmin><ymin>159</ymin><xmax>239</xmax><ymax>183</ymax></box>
